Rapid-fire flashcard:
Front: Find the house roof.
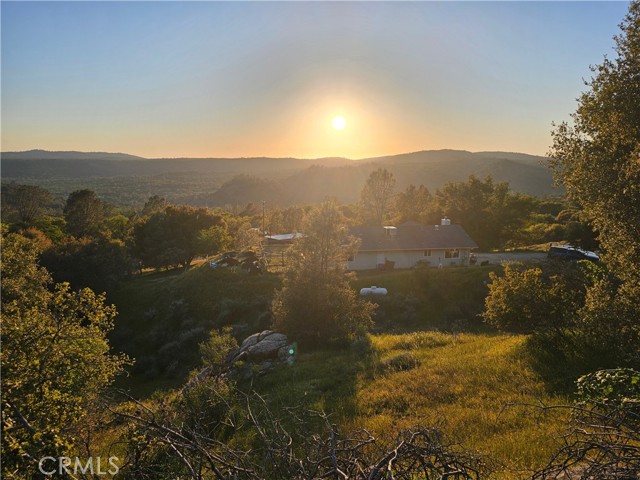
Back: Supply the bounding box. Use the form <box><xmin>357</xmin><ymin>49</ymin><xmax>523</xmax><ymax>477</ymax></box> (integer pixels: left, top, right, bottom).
<box><xmin>264</xmin><ymin>233</ymin><xmax>305</xmax><ymax>245</ymax></box>
<box><xmin>350</xmin><ymin>223</ymin><xmax>478</xmax><ymax>252</ymax></box>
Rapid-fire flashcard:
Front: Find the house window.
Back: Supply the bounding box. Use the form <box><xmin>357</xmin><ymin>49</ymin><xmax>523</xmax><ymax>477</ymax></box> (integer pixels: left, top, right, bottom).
<box><xmin>424</xmin><ymin>250</ymin><xmax>431</xmax><ymax>257</ymax></box>
<box><xmin>445</xmin><ymin>249</ymin><xmax>459</xmax><ymax>259</ymax></box>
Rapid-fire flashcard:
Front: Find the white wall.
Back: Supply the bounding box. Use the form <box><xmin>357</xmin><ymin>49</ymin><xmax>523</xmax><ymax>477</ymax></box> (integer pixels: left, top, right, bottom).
<box><xmin>348</xmin><ymin>249</ymin><xmax>472</xmax><ymax>270</ymax></box>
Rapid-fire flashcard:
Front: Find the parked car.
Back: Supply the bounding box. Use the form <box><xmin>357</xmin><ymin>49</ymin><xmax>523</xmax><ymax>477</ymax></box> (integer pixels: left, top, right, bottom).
<box><xmin>548</xmin><ymin>245</ymin><xmax>600</xmax><ymax>262</ymax></box>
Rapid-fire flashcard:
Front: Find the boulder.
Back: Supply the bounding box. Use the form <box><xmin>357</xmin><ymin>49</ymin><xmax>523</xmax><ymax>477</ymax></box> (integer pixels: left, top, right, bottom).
<box><xmin>230</xmin><ymin>330</ymin><xmax>289</xmax><ymax>364</ymax></box>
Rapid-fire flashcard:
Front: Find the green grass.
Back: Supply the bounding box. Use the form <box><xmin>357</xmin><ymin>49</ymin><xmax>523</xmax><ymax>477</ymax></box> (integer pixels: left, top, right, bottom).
<box><xmin>252</xmin><ymin>331</ymin><xmax>568</xmax><ymax>479</ymax></box>
<box><xmin>106</xmin><ymin>265</ymin><xmax>571</xmax><ymax>477</ymax></box>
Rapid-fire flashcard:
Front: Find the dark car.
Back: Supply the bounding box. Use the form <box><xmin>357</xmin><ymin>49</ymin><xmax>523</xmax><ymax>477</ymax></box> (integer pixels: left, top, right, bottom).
<box><xmin>548</xmin><ymin>245</ymin><xmax>600</xmax><ymax>262</ymax></box>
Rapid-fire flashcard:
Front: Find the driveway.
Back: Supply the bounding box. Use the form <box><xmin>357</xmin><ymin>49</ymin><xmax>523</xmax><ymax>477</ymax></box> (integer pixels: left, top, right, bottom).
<box><xmin>474</xmin><ymin>252</ymin><xmax>547</xmax><ymax>265</ymax></box>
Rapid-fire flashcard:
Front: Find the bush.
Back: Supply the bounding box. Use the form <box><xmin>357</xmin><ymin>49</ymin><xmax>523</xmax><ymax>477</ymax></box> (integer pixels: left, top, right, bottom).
<box><xmin>482</xmin><ymin>263</ymin><xmax>583</xmax><ymax>334</ymax></box>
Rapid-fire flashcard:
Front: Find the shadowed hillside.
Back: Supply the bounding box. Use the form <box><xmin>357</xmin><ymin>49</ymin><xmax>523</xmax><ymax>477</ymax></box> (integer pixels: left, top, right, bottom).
<box><xmin>1</xmin><ymin>149</ymin><xmax>560</xmax><ymax>206</ymax></box>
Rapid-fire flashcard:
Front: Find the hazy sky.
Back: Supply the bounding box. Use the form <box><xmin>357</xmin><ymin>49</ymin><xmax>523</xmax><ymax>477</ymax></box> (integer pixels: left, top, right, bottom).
<box><xmin>1</xmin><ymin>1</ymin><xmax>631</xmax><ymax>159</ymax></box>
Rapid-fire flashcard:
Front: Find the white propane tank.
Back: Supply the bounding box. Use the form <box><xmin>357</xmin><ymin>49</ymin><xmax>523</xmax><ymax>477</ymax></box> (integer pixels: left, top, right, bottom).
<box><xmin>359</xmin><ymin>285</ymin><xmax>388</xmax><ymax>296</ymax></box>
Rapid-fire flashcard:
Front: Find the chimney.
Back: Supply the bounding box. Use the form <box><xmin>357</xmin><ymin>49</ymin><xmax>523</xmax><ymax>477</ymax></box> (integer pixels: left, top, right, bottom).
<box><xmin>383</xmin><ymin>226</ymin><xmax>398</xmax><ymax>238</ymax></box>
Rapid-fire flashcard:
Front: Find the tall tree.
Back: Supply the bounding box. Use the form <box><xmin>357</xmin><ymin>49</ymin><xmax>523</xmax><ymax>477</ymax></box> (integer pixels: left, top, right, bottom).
<box><xmin>434</xmin><ymin>176</ymin><xmax>532</xmax><ymax>250</ymax></box>
<box><xmin>361</xmin><ymin>168</ymin><xmax>396</xmax><ymax>225</ymax></box>
<box><xmin>393</xmin><ymin>184</ymin><xmax>437</xmax><ymax>224</ymax></box>
<box><xmin>1</xmin><ymin>231</ymin><xmax>128</xmax><ymax>478</ymax></box>
<box><xmin>549</xmin><ymin>1</ymin><xmax>640</xmax><ymax>368</ymax></box>
<box><xmin>41</xmin><ymin>235</ymin><xmax>134</xmax><ymax>293</ymax></box>
<box><xmin>1</xmin><ymin>183</ymin><xmax>53</xmax><ymax>224</ymax></box>
<box><xmin>272</xmin><ymin>200</ymin><xmax>374</xmax><ymax>345</ymax></box>
<box><xmin>549</xmin><ymin>1</ymin><xmax>640</xmax><ymax>285</ymax></box>
<box><xmin>63</xmin><ymin>189</ymin><xmax>109</xmax><ymax>237</ymax></box>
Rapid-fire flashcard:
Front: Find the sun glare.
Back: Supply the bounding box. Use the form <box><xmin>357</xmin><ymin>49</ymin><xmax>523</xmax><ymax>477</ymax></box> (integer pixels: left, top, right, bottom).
<box><xmin>332</xmin><ymin>116</ymin><xmax>346</xmax><ymax>131</ymax></box>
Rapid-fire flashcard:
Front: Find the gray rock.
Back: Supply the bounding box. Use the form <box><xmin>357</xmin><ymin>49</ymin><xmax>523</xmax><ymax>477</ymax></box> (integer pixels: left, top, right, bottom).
<box><xmin>278</xmin><ymin>344</ymin><xmax>295</xmax><ymax>362</ymax></box>
<box><xmin>230</xmin><ymin>330</ymin><xmax>289</xmax><ymax>364</ymax></box>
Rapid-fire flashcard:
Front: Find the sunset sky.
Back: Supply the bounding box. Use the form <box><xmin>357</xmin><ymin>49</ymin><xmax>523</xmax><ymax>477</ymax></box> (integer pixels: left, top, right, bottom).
<box><xmin>1</xmin><ymin>1</ymin><xmax>631</xmax><ymax>159</ymax></box>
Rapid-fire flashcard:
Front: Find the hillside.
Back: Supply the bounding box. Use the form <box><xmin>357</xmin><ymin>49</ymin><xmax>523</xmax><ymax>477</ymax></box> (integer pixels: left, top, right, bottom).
<box><xmin>108</xmin><ymin>264</ymin><xmax>568</xmax><ymax>478</ymax></box>
<box><xmin>1</xmin><ymin>149</ymin><xmax>560</xmax><ymax>206</ymax></box>
<box><xmin>253</xmin><ymin>332</ymin><xmax>567</xmax><ymax>478</ymax></box>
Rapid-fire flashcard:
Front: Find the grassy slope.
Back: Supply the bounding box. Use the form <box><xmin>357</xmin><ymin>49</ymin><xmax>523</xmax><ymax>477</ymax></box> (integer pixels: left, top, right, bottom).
<box><xmin>253</xmin><ymin>332</ymin><xmax>567</xmax><ymax>478</ymax></box>
<box><xmin>108</xmin><ymin>265</ymin><xmax>568</xmax><ymax>477</ymax></box>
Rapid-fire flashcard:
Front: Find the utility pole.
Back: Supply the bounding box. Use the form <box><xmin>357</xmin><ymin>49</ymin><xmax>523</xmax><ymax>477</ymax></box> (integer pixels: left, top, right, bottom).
<box><xmin>262</xmin><ymin>200</ymin><xmax>266</xmax><ymax>235</ymax></box>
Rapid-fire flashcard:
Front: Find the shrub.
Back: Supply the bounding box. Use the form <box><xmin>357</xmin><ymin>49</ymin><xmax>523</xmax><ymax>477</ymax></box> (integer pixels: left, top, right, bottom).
<box><xmin>482</xmin><ymin>263</ymin><xmax>583</xmax><ymax>334</ymax></box>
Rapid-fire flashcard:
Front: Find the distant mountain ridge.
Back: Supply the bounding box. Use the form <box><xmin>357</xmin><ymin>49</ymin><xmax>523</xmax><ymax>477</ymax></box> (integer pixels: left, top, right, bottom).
<box><xmin>1</xmin><ymin>149</ymin><xmax>146</xmax><ymax>161</ymax></box>
<box><xmin>1</xmin><ymin>149</ymin><xmax>559</xmax><ymax>206</ymax></box>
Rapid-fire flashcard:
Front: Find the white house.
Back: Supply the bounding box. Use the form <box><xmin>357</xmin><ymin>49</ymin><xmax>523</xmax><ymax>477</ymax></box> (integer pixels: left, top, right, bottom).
<box><xmin>348</xmin><ymin>219</ymin><xmax>478</xmax><ymax>270</ymax></box>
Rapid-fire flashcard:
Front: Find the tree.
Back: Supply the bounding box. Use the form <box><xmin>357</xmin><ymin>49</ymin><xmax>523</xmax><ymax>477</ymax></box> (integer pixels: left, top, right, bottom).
<box><xmin>0</xmin><ymin>183</ymin><xmax>53</xmax><ymax>224</ymax></box>
<box><xmin>434</xmin><ymin>176</ymin><xmax>533</xmax><ymax>250</ymax></box>
<box><xmin>361</xmin><ymin>168</ymin><xmax>396</xmax><ymax>225</ymax></box>
<box><xmin>549</xmin><ymin>1</ymin><xmax>640</xmax><ymax>284</ymax></box>
<box><xmin>195</xmin><ymin>225</ymin><xmax>233</xmax><ymax>258</ymax></box>
<box><xmin>393</xmin><ymin>184</ymin><xmax>437</xmax><ymax>224</ymax></box>
<box><xmin>40</xmin><ymin>235</ymin><xmax>134</xmax><ymax>293</ymax></box>
<box><xmin>63</xmin><ymin>189</ymin><xmax>109</xmax><ymax>237</ymax></box>
<box><xmin>140</xmin><ymin>195</ymin><xmax>168</xmax><ymax>217</ymax></box>
<box><xmin>1</xmin><ymin>231</ymin><xmax>128</xmax><ymax>478</ymax></box>
<box><xmin>232</xmin><ymin>221</ymin><xmax>262</xmax><ymax>252</ymax></box>
<box><xmin>133</xmin><ymin>205</ymin><xmax>225</xmax><ymax>269</ymax></box>
<box><xmin>549</xmin><ymin>1</ymin><xmax>640</xmax><ymax>368</ymax></box>
<box><xmin>272</xmin><ymin>200</ymin><xmax>374</xmax><ymax>345</ymax></box>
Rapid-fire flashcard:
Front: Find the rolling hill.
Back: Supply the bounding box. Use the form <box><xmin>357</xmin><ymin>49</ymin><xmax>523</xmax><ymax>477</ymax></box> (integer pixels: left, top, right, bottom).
<box><xmin>1</xmin><ymin>149</ymin><xmax>560</xmax><ymax>206</ymax></box>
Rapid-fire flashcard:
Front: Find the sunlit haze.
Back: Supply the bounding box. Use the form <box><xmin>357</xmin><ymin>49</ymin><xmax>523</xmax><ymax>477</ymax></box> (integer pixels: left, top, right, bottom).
<box><xmin>1</xmin><ymin>1</ymin><xmax>630</xmax><ymax>159</ymax></box>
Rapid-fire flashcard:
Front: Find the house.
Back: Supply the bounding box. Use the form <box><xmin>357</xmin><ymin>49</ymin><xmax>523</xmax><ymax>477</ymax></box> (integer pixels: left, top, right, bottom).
<box><xmin>348</xmin><ymin>219</ymin><xmax>478</xmax><ymax>270</ymax></box>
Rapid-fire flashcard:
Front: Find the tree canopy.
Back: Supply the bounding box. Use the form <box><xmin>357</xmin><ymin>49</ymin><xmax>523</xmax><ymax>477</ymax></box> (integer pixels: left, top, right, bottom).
<box><xmin>549</xmin><ymin>0</ymin><xmax>640</xmax><ymax>368</ymax></box>
<box><xmin>1</xmin><ymin>231</ymin><xmax>128</xmax><ymax>478</ymax></box>
<box><xmin>549</xmin><ymin>1</ymin><xmax>640</xmax><ymax>284</ymax></box>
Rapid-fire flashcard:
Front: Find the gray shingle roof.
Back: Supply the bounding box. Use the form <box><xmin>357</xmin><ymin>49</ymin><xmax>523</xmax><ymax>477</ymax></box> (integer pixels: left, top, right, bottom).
<box><xmin>350</xmin><ymin>223</ymin><xmax>478</xmax><ymax>252</ymax></box>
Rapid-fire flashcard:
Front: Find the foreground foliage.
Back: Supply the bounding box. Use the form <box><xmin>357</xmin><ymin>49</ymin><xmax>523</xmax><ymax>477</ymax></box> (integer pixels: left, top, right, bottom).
<box><xmin>0</xmin><ymin>231</ymin><xmax>129</xmax><ymax>478</ymax></box>
<box><xmin>534</xmin><ymin>369</ymin><xmax>640</xmax><ymax>479</ymax></box>
<box><xmin>549</xmin><ymin>0</ymin><xmax>640</xmax><ymax>368</ymax></box>
<box><xmin>116</xmin><ymin>388</ymin><xmax>490</xmax><ymax>480</ymax></box>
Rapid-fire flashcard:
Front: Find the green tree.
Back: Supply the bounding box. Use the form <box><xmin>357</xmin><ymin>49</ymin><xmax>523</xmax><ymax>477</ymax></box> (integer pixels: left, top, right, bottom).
<box><xmin>199</xmin><ymin>327</ymin><xmax>238</xmax><ymax>376</ymax></box>
<box><xmin>63</xmin><ymin>189</ymin><xmax>109</xmax><ymax>237</ymax></box>
<box><xmin>549</xmin><ymin>1</ymin><xmax>640</xmax><ymax>368</ymax></box>
<box><xmin>435</xmin><ymin>176</ymin><xmax>533</xmax><ymax>250</ymax></box>
<box><xmin>272</xmin><ymin>200</ymin><xmax>374</xmax><ymax>345</ymax></box>
<box><xmin>393</xmin><ymin>184</ymin><xmax>437</xmax><ymax>224</ymax></box>
<box><xmin>549</xmin><ymin>1</ymin><xmax>640</xmax><ymax>283</ymax></box>
<box><xmin>133</xmin><ymin>205</ymin><xmax>225</xmax><ymax>269</ymax></box>
<box><xmin>361</xmin><ymin>168</ymin><xmax>396</xmax><ymax>225</ymax></box>
<box><xmin>40</xmin><ymin>235</ymin><xmax>134</xmax><ymax>293</ymax></box>
<box><xmin>195</xmin><ymin>225</ymin><xmax>233</xmax><ymax>258</ymax></box>
<box><xmin>1</xmin><ymin>232</ymin><xmax>128</xmax><ymax>478</ymax></box>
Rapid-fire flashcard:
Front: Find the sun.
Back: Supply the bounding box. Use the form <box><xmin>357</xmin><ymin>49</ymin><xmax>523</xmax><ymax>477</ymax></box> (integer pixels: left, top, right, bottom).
<box><xmin>332</xmin><ymin>115</ymin><xmax>346</xmax><ymax>131</ymax></box>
